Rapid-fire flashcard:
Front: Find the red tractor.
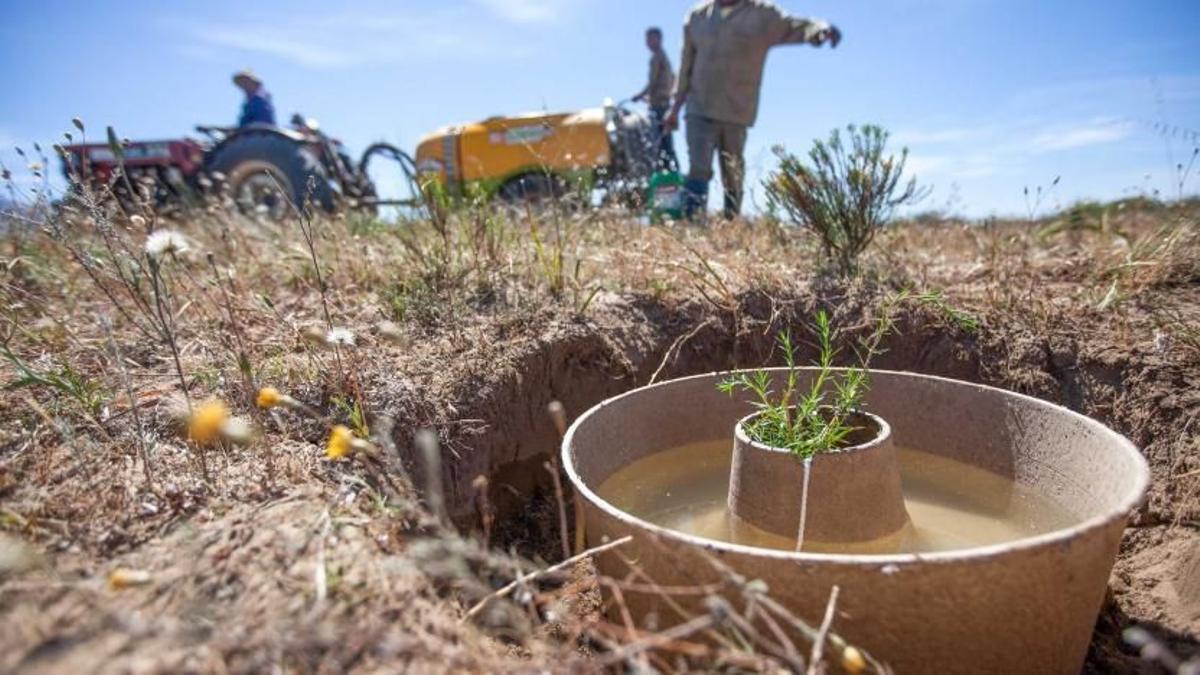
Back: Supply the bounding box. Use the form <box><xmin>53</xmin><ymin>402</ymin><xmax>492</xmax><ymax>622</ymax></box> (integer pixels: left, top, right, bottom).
<box><xmin>61</xmin><ymin>117</ymin><xmax>421</xmax><ymax>216</ymax></box>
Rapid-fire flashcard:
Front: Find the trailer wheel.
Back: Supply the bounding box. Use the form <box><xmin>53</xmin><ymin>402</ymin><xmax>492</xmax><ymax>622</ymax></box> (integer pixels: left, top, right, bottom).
<box><xmin>205</xmin><ymin>133</ymin><xmax>334</xmax><ymax>217</ymax></box>
<box><xmin>497</xmin><ymin>173</ymin><xmax>564</xmax><ymax>205</ymax></box>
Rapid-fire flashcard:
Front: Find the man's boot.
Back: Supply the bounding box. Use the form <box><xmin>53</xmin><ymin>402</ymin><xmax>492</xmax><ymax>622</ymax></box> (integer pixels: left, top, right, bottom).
<box><xmin>722</xmin><ymin>182</ymin><xmax>744</xmax><ymax>220</ymax></box>
<box><xmin>683</xmin><ymin>178</ymin><xmax>708</xmax><ymax>221</ymax></box>
<box><xmin>722</xmin><ymin>195</ymin><xmax>741</xmax><ymax>220</ymax></box>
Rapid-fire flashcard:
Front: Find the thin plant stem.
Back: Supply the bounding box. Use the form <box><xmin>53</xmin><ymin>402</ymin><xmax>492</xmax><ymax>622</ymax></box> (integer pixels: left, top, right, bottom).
<box><xmin>102</xmin><ymin>317</ymin><xmax>153</xmax><ymax>488</ymax></box>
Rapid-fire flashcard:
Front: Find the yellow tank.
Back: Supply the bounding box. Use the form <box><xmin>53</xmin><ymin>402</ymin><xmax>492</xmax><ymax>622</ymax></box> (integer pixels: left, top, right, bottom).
<box><xmin>415</xmin><ymin>104</ymin><xmax>652</xmax><ymax>201</ymax></box>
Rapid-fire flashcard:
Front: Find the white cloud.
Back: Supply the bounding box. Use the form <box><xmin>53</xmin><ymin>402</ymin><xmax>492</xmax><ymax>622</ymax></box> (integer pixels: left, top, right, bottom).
<box><xmin>194</xmin><ymin>27</ymin><xmax>354</xmax><ymax>68</ymax></box>
<box><xmin>471</xmin><ymin>0</ymin><xmax>578</xmax><ymax>24</ymax></box>
<box><xmin>895</xmin><ymin>114</ymin><xmax>1141</xmax><ymax>189</ymax></box>
<box><xmin>904</xmin><ymin>154</ymin><xmax>950</xmax><ymax>175</ymax></box>
<box><xmin>1029</xmin><ymin>120</ymin><xmax>1135</xmax><ymax>152</ymax></box>
<box><xmin>956</xmin><ymin>155</ymin><xmax>999</xmax><ymax>179</ymax></box>
<box><xmin>182</xmin><ymin>6</ymin><xmax>544</xmax><ymax>70</ymax></box>
<box><xmin>892</xmin><ymin>127</ymin><xmax>981</xmax><ymax>146</ymax></box>
<box><xmin>905</xmin><ymin>153</ymin><xmax>996</xmax><ymax>180</ymax></box>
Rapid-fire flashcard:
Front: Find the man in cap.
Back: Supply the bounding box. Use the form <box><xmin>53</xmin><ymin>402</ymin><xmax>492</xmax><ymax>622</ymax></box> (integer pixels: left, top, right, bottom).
<box><xmin>665</xmin><ymin>0</ymin><xmax>841</xmax><ymax>219</ymax></box>
<box><xmin>632</xmin><ymin>27</ymin><xmax>679</xmax><ymax>171</ymax></box>
<box><xmin>233</xmin><ymin>70</ymin><xmax>276</xmax><ymax>128</ymax></box>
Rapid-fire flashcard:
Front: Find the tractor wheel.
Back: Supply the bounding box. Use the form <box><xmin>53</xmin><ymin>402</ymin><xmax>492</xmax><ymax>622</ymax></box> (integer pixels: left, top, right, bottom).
<box><xmin>497</xmin><ymin>173</ymin><xmax>564</xmax><ymax>205</ymax></box>
<box><xmin>205</xmin><ymin>133</ymin><xmax>334</xmax><ymax>217</ymax></box>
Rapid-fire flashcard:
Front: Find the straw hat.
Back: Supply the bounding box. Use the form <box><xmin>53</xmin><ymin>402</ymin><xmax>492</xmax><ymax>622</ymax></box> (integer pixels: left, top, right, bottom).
<box><xmin>232</xmin><ymin>69</ymin><xmax>263</xmax><ymax>87</ymax></box>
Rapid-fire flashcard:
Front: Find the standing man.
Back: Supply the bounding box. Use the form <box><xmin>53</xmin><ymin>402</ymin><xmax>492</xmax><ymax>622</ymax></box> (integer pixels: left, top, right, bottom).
<box><xmin>665</xmin><ymin>1</ymin><xmax>841</xmax><ymax>219</ymax></box>
<box><xmin>632</xmin><ymin>27</ymin><xmax>678</xmax><ymax>172</ymax></box>
<box><xmin>233</xmin><ymin>69</ymin><xmax>276</xmax><ymax>128</ymax></box>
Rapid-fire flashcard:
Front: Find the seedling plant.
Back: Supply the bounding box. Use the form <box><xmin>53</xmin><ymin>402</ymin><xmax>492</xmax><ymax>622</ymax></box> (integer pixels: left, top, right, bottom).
<box><xmin>719</xmin><ymin>306</ymin><xmax>897</xmax><ymax>459</ymax></box>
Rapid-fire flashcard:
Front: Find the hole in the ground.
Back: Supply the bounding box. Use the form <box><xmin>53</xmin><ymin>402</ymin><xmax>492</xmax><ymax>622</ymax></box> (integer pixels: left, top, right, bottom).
<box><xmin>478</xmin><ymin>309</ymin><xmax>992</xmax><ymax>561</ymax></box>
<box><xmin>423</xmin><ymin>299</ymin><xmax>1194</xmax><ymax>671</ymax></box>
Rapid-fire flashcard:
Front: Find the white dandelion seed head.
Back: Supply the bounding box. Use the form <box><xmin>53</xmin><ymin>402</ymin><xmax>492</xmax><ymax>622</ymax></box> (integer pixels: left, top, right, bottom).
<box><xmin>220</xmin><ymin>417</ymin><xmax>254</xmax><ymax>445</ymax></box>
<box><xmin>326</xmin><ymin>327</ymin><xmax>356</xmax><ymax>347</ymax></box>
<box><xmin>144</xmin><ymin>230</ymin><xmax>191</xmax><ymax>257</ymax></box>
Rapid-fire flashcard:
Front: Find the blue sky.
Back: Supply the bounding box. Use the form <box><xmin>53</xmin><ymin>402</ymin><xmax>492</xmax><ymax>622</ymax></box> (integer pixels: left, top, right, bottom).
<box><xmin>1</xmin><ymin>0</ymin><xmax>1198</xmax><ymax>216</ymax></box>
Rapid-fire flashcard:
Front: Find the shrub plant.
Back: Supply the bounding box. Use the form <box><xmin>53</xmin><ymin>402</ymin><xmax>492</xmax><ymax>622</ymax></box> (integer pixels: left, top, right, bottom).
<box><xmin>766</xmin><ymin>125</ymin><xmax>925</xmax><ymax>275</ymax></box>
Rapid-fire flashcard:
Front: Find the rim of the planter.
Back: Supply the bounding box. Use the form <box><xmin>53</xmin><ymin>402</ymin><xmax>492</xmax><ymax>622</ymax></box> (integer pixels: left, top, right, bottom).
<box><xmin>562</xmin><ymin>368</ymin><xmax>1150</xmax><ymax>567</ymax></box>
<box><xmin>734</xmin><ymin>407</ymin><xmax>891</xmax><ymax>459</ymax></box>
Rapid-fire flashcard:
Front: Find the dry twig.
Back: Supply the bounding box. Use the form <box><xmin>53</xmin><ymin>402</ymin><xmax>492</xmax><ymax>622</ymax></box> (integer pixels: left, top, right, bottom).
<box><xmin>461</xmin><ymin>535</ymin><xmax>632</xmax><ymax>622</ymax></box>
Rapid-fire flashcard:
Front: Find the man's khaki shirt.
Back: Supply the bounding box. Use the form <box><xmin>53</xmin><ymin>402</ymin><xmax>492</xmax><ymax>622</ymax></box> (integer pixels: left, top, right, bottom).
<box><xmin>647</xmin><ymin>49</ymin><xmax>676</xmax><ymax>108</ymax></box>
<box><xmin>675</xmin><ymin>0</ymin><xmax>828</xmax><ymax>127</ymax></box>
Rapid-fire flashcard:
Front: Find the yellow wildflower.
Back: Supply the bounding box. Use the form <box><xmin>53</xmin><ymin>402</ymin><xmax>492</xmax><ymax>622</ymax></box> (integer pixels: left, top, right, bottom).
<box><xmin>107</xmin><ymin>568</ymin><xmax>152</xmax><ymax>590</ymax></box>
<box><xmin>325</xmin><ymin>425</ymin><xmax>378</xmax><ymax>460</ymax></box>
<box><xmin>256</xmin><ymin>387</ymin><xmax>283</xmax><ymax>409</ymax></box>
<box><xmin>326</xmin><ymin>425</ymin><xmax>355</xmax><ymax>460</ymax></box>
<box><xmin>841</xmin><ymin>646</ymin><xmax>866</xmax><ymax>674</ymax></box>
<box><xmin>255</xmin><ymin>387</ymin><xmax>316</xmax><ymax>419</ymax></box>
<box><xmin>188</xmin><ymin>399</ymin><xmax>230</xmax><ymax>445</ymax></box>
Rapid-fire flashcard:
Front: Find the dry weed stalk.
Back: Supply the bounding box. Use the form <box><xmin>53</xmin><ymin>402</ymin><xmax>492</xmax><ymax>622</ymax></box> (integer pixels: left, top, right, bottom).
<box><xmin>546</xmin><ymin>400</ymin><xmax>572</xmax><ymax>560</ymax></box>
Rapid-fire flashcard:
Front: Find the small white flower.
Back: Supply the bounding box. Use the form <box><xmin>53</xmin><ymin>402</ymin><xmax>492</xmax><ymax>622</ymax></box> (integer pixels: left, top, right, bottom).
<box><xmin>326</xmin><ymin>327</ymin><xmax>356</xmax><ymax>347</ymax></box>
<box><xmin>144</xmin><ymin>230</ymin><xmax>190</xmax><ymax>257</ymax></box>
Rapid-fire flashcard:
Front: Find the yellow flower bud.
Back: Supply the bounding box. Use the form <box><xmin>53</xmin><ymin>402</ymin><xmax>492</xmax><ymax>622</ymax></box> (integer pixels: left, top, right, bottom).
<box><xmin>188</xmin><ymin>399</ymin><xmax>230</xmax><ymax>446</ymax></box>
<box><xmin>256</xmin><ymin>387</ymin><xmax>283</xmax><ymax>409</ymax></box>
<box><xmin>841</xmin><ymin>646</ymin><xmax>866</xmax><ymax>674</ymax></box>
<box><xmin>107</xmin><ymin>568</ymin><xmax>152</xmax><ymax>590</ymax></box>
<box><xmin>326</xmin><ymin>425</ymin><xmax>355</xmax><ymax>460</ymax></box>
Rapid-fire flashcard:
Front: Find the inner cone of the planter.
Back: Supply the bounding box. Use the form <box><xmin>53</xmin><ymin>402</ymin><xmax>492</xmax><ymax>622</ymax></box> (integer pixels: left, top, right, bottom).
<box><xmin>728</xmin><ymin>410</ymin><xmax>911</xmax><ymax>550</ymax></box>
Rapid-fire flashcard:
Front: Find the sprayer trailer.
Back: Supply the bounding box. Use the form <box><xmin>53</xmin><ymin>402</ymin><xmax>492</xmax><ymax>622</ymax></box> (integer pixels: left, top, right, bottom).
<box><xmin>414</xmin><ymin>101</ymin><xmax>660</xmax><ymax>206</ymax></box>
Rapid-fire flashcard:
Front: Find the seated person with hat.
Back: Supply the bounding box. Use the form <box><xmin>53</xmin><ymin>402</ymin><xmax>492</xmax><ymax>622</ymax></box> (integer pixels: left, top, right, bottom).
<box><xmin>233</xmin><ymin>69</ymin><xmax>276</xmax><ymax>128</ymax></box>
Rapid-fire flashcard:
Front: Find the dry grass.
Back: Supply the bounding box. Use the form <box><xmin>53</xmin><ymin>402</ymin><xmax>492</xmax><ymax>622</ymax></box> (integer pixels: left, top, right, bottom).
<box><xmin>0</xmin><ymin>178</ymin><xmax>1197</xmax><ymax>672</ymax></box>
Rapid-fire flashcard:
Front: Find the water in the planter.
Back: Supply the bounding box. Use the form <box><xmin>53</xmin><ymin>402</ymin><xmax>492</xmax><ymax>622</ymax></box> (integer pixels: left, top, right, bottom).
<box><xmin>596</xmin><ymin>440</ymin><xmax>1078</xmax><ymax>554</ymax></box>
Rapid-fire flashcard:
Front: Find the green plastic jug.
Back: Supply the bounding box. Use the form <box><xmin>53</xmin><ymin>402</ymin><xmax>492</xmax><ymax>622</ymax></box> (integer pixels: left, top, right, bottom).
<box><xmin>647</xmin><ymin>171</ymin><xmax>685</xmax><ymax>223</ymax></box>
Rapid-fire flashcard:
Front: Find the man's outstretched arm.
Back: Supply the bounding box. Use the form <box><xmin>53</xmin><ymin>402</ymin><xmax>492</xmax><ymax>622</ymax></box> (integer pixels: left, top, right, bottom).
<box><xmin>763</xmin><ymin>5</ymin><xmax>841</xmax><ymax>48</ymax></box>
